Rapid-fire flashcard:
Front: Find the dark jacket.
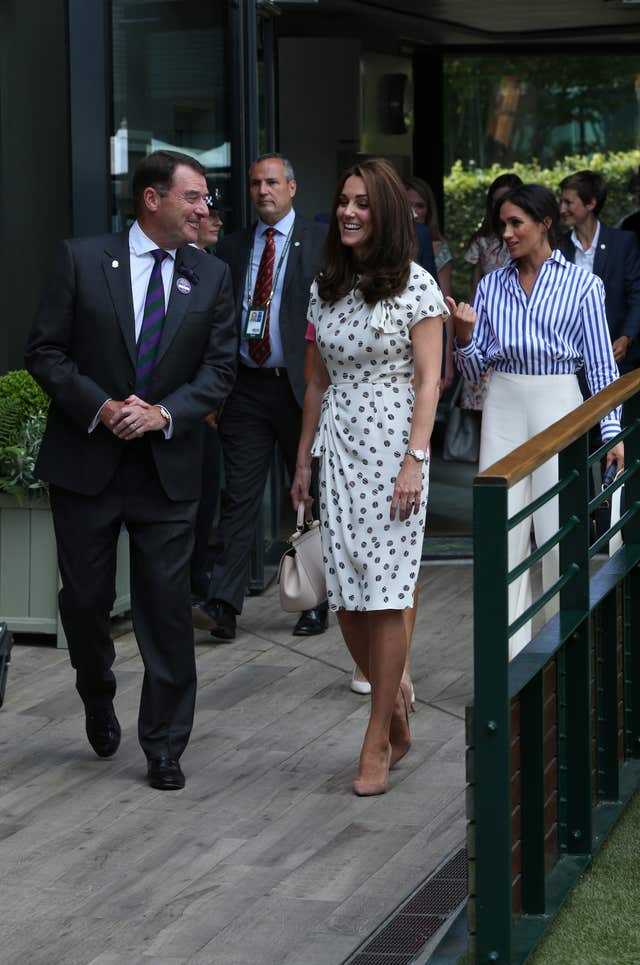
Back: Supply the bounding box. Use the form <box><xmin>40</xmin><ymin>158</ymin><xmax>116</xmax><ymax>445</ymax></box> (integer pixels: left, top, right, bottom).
<box><xmin>25</xmin><ymin>232</ymin><xmax>238</xmax><ymax>500</ymax></box>
<box><xmin>215</xmin><ymin>214</ymin><xmax>327</xmax><ymax>407</ymax></box>
<box><xmin>415</xmin><ymin>223</ymin><xmax>438</xmax><ymax>280</ymax></box>
<box><xmin>558</xmin><ymin>224</ymin><xmax>640</xmax><ymax>366</ymax></box>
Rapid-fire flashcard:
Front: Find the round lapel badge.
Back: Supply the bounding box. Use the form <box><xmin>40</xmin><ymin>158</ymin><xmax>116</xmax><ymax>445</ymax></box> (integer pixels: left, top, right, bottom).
<box><xmin>176</xmin><ymin>276</ymin><xmax>192</xmax><ymax>294</ymax></box>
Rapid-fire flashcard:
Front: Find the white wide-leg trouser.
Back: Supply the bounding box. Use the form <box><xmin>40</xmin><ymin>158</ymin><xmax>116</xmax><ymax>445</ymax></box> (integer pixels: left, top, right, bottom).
<box><xmin>479</xmin><ymin>372</ymin><xmax>584</xmax><ymax>659</ymax></box>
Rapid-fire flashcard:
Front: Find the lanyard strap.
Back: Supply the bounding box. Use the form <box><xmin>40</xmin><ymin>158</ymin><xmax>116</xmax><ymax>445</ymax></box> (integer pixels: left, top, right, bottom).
<box><xmin>247</xmin><ymin>224</ymin><xmax>294</xmax><ymax>306</ymax></box>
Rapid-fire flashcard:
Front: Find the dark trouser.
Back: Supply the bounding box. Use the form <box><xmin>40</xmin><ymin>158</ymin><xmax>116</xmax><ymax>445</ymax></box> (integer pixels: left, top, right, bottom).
<box><xmin>206</xmin><ymin>364</ymin><xmax>303</xmax><ymax>614</ymax></box>
<box><xmin>190</xmin><ymin>423</ymin><xmax>222</xmax><ymax>595</ymax></box>
<box><xmin>50</xmin><ymin>440</ymin><xmax>198</xmax><ymax>761</ymax></box>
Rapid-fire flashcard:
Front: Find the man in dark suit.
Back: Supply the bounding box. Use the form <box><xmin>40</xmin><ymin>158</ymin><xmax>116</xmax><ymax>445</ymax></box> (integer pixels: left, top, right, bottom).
<box><xmin>25</xmin><ymin>150</ymin><xmax>237</xmax><ymax>790</ymax></box>
<box><xmin>194</xmin><ymin>153</ymin><xmax>328</xmax><ymax>640</ymax></box>
<box><xmin>559</xmin><ymin>169</ymin><xmax>640</xmax><ymax>373</ymax></box>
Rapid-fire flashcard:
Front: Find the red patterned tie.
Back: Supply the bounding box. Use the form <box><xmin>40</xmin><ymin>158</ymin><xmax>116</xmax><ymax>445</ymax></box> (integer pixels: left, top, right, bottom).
<box><xmin>248</xmin><ymin>227</ymin><xmax>276</xmax><ymax>367</ymax></box>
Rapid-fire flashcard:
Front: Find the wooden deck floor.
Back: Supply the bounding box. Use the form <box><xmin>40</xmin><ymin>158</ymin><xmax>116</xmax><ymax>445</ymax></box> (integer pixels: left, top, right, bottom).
<box><xmin>0</xmin><ymin>563</ymin><xmax>472</xmax><ymax>965</ymax></box>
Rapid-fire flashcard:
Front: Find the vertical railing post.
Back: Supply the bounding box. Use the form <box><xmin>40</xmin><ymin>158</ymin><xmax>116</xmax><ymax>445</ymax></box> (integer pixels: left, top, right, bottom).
<box><xmin>519</xmin><ymin>671</ymin><xmax>545</xmax><ymax>913</ymax></box>
<box><xmin>473</xmin><ymin>480</ymin><xmax>511</xmax><ymax>963</ymax></box>
<box><xmin>558</xmin><ymin>434</ymin><xmax>592</xmax><ymax>854</ymax></box>
<box><xmin>598</xmin><ymin>591</ymin><xmax>620</xmax><ymax>800</ymax></box>
<box><xmin>622</xmin><ymin>393</ymin><xmax>640</xmax><ymax>757</ymax></box>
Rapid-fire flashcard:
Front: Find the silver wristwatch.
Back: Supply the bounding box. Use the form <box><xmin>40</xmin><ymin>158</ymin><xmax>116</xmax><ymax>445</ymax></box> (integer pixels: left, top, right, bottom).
<box><xmin>158</xmin><ymin>404</ymin><xmax>171</xmax><ymax>426</ymax></box>
<box><xmin>406</xmin><ymin>447</ymin><xmax>426</xmax><ymax>462</ymax></box>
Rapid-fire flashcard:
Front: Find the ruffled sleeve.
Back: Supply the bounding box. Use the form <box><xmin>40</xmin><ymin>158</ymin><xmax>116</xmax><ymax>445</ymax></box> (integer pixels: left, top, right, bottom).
<box><xmin>368</xmin><ymin>266</ymin><xmax>449</xmax><ymax>335</ymax></box>
<box><xmin>409</xmin><ymin>270</ymin><xmax>450</xmax><ymax>332</ymax></box>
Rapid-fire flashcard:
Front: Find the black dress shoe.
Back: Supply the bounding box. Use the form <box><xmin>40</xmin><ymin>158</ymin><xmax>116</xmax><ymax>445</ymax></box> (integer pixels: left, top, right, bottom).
<box><xmin>85</xmin><ymin>702</ymin><xmax>121</xmax><ymax>758</ymax></box>
<box><xmin>292</xmin><ymin>606</ymin><xmax>328</xmax><ymax>636</ymax></box>
<box><xmin>147</xmin><ymin>756</ymin><xmax>185</xmax><ymax>790</ymax></box>
<box><xmin>192</xmin><ymin>600</ymin><xmax>236</xmax><ymax>639</ymax></box>
<box><xmin>206</xmin><ymin>599</ymin><xmax>237</xmax><ymax>640</ymax></box>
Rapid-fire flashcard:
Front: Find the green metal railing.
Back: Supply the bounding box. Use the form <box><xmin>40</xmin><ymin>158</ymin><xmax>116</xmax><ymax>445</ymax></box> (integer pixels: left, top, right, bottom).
<box><xmin>470</xmin><ymin>369</ymin><xmax>640</xmax><ymax>964</ymax></box>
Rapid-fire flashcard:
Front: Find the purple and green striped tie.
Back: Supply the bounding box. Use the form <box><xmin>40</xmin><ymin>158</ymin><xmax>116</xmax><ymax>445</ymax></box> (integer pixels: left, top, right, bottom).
<box><xmin>135</xmin><ymin>248</ymin><xmax>168</xmax><ymax>398</ymax></box>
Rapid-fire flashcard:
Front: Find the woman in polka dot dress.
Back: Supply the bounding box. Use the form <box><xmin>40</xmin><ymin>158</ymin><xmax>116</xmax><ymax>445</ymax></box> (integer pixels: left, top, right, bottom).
<box><xmin>291</xmin><ymin>158</ymin><xmax>447</xmax><ymax>796</ymax></box>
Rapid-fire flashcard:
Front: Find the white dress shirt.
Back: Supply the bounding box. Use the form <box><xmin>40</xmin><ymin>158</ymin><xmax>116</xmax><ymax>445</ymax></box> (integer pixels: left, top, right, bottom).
<box><xmin>89</xmin><ymin>221</ymin><xmax>176</xmax><ymax>436</ymax></box>
<box><xmin>240</xmin><ymin>207</ymin><xmax>296</xmax><ymax>369</ymax></box>
<box><xmin>129</xmin><ymin>220</ymin><xmax>177</xmax><ymax>339</ymax></box>
<box><xmin>571</xmin><ymin>220</ymin><xmax>601</xmax><ymax>275</ymax></box>
<box><xmin>455</xmin><ymin>250</ymin><xmax>621</xmax><ymax>442</ymax></box>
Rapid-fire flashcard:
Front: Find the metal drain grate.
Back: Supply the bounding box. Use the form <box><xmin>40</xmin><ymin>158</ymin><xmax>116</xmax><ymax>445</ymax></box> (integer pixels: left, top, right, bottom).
<box><xmin>344</xmin><ymin>847</ymin><xmax>468</xmax><ymax>964</ymax></box>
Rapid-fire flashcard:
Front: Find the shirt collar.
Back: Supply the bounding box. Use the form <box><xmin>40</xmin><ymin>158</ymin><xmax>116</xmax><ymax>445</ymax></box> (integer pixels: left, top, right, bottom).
<box><xmin>129</xmin><ymin>221</ymin><xmax>177</xmax><ymax>260</ymax></box>
<box><xmin>503</xmin><ymin>248</ymin><xmax>567</xmax><ymax>278</ymax></box>
<box><xmin>503</xmin><ymin>248</ymin><xmax>569</xmax><ymax>284</ymax></box>
<box><xmin>256</xmin><ymin>207</ymin><xmax>296</xmax><ymax>238</ymax></box>
<box><xmin>570</xmin><ymin>220</ymin><xmax>600</xmax><ymax>255</ymax></box>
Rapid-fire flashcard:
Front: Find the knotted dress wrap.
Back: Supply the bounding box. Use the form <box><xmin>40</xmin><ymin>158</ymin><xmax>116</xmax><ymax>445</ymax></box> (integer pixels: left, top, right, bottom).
<box><xmin>309</xmin><ymin>263</ymin><xmax>449</xmax><ymax>610</ymax></box>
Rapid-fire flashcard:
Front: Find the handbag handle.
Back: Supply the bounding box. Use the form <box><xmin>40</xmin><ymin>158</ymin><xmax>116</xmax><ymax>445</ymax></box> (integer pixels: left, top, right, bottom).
<box><xmin>296</xmin><ymin>502</ymin><xmax>314</xmax><ymax>532</ymax></box>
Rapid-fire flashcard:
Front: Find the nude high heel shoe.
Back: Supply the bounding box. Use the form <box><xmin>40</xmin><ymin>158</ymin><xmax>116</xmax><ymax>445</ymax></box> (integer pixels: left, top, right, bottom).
<box><xmin>390</xmin><ymin>679</ymin><xmax>413</xmax><ymax>768</ymax></box>
<box><xmin>353</xmin><ymin>744</ymin><xmax>392</xmax><ymax>797</ymax></box>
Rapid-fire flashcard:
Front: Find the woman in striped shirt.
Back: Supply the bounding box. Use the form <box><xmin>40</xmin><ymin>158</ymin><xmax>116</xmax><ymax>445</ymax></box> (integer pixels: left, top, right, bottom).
<box><xmin>448</xmin><ymin>184</ymin><xmax>624</xmax><ymax>658</ymax></box>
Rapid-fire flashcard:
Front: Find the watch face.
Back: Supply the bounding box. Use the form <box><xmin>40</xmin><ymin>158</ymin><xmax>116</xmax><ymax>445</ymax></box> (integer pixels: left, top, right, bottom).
<box><xmin>409</xmin><ymin>448</ymin><xmax>425</xmax><ymax>461</ymax></box>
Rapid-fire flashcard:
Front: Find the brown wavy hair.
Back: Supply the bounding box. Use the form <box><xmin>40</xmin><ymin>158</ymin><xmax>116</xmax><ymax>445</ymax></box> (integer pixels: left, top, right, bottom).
<box><xmin>317</xmin><ymin>157</ymin><xmax>416</xmax><ymax>306</ymax></box>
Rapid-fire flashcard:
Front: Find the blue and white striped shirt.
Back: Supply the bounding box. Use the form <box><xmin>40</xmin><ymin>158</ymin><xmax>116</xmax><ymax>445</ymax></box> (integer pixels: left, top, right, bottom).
<box><xmin>455</xmin><ymin>250</ymin><xmax>621</xmax><ymax>441</ymax></box>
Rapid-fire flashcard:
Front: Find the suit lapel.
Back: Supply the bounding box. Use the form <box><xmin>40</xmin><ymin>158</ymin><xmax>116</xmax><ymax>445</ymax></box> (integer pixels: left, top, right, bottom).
<box><xmin>281</xmin><ymin>216</ymin><xmax>305</xmax><ymax>304</ymax></box>
<box><xmin>103</xmin><ymin>233</ymin><xmax>137</xmax><ymax>368</ymax></box>
<box><xmin>559</xmin><ymin>234</ymin><xmax>575</xmax><ymax>264</ymax></box>
<box><xmin>593</xmin><ymin>223</ymin><xmax>609</xmax><ymax>279</ymax></box>
<box><xmin>233</xmin><ymin>228</ymin><xmax>255</xmax><ymax>320</ymax></box>
<box><xmin>153</xmin><ymin>246</ymin><xmax>197</xmax><ymax>367</ymax></box>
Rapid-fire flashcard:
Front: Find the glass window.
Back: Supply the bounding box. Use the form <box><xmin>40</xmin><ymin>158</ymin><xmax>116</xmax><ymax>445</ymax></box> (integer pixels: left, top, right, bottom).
<box><xmin>444</xmin><ymin>53</ymin><xmax>640</xmax><ymax>170</ymax></box>
<box><xmin>110</xmin><ymin>0</ymin><xmax>230</xmax><ymax>230</ymax></box>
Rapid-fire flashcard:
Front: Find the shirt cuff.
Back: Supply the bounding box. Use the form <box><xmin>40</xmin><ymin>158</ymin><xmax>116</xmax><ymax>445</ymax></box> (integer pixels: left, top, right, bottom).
<box><xmin>454</xmin><ymin>338</ymin><xmax>475</xmax><ymax>356</ymax></box>
<box><xmin>89</xmin><ymin>398</ymin><xmax>111</xmax><ymax>433</ymax></box>
<box><xmin>159</xmin><ymin>405</ymin><xmax>174</xmax><ymax>440</ymax></box>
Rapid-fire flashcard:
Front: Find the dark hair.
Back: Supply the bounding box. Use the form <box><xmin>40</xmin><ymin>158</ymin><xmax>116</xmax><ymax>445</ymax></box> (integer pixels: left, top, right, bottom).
<box><xmin>404</xmin><ymin>176</ymin><xmax>443</xmax><ymax>240</ymax></box>
<box><xmin>132</xmin><ymin>150</ymin><xmax>205</xmax><ymax>215</ymax></box>
<box><xmin>318</xmin><ymin>157</ymin><xmax>416</xmax><ymax>305</ymax></box>
<box><xmin>473</xmin><ymin>172</ymin><xmax>523</xmax><ymax>240</ymax></box>
<box><xmin>250</xmin><ymin>153</ymin><xmax>296</xmax><ymax>182</ymax></box>
<box><xmin>494</xmin><ymin>183</ymin><xmax>560</xmax><ymax>250</ymax></box>
<box><xmin>559</xmin><ymin>170</ymin><xmax>607</xmax><ymax>216</ymax></box>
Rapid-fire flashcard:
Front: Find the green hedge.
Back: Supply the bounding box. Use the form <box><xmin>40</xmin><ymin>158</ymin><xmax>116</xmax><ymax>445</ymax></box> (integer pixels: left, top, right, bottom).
<box><xmin>444</xmin><ymin>149</ymin><xmax>640</xmax><ymax>300</ymax></box>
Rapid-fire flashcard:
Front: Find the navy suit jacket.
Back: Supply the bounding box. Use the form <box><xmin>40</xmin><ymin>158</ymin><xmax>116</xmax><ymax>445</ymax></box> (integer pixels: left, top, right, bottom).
<box><xmin>415</xmin><ymin>223</ymin><xmax>438</xmax><ymax>280</ymax></box>
<box><xmin>216</xmin><ymin>215</ymin><xmax>326</xmax><ymax>408</ymax></box>
<box><xmin>26</xmin><ymin>233</ymin><xmax>238</xmax><ymax>499</ymax></box>
<box><xmin>558</xmin><ymin>225</ymin><xmax>640</xmax><ymax>363</ymax></box>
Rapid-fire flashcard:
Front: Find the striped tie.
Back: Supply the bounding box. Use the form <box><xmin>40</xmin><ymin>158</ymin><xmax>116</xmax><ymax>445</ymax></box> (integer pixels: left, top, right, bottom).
<box><xmin>248</xmin><ymin>228</ymin><xmax>276</xmax><ymax>367</ymax></box>
<box><xmin>135</xmin><ymin>249</ymin><xmax>168</xmax><ymax>399</ymax></box>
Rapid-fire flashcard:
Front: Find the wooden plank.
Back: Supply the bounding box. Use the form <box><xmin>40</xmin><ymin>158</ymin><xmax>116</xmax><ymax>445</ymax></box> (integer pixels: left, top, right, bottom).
<box><xmin>0</xmin><ymin>564</ymin><xmax>472</xmax><ymax>964</ymax></box>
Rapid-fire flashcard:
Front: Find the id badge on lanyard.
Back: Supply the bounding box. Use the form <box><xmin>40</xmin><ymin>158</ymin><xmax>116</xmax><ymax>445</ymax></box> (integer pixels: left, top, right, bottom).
<box><xmin>243</xmin><ymin>305</ymin><xmax>269</xmax><ymax>340</ymax></box>
<box><xmin>243</xmin><ymin>225</ymin><xmax>293</xmax><ymax>339</ymax></box>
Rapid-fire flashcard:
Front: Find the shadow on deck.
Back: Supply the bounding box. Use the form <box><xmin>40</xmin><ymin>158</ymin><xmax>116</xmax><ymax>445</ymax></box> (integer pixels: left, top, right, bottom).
<box><xmin>0</xmin><ymin>562</ymin><xmax>472</xmax><ymax>965</ymax></box>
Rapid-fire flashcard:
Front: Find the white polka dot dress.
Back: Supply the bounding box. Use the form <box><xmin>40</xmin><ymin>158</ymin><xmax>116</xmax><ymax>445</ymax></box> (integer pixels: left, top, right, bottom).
<box><xmin>309</xmin><ymin>263</ymin><xmax>449</xmax><ymax>611</ymax></box>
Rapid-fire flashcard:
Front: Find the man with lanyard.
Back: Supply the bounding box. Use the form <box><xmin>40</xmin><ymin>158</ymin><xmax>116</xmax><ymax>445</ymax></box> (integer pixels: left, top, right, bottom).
<box><xmin>194</xmin><ymin>153</ymin><xmax>329</xmax><ymax>639</ymax></box>
<box><xmin>559</xmin><ymin>169</ymin><xmax>640</xmax><ymax>374</ymax></box>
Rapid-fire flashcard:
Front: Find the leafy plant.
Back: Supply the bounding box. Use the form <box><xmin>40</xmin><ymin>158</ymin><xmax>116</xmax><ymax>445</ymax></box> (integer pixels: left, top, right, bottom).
<box><xmin>0</xmin><ymin>371</ymin><xmax>49</xmax><ymax>500</ymax></box>
<box><xmin>444</xmin><ymin>148</ymin><xmax>640</xmax><ymax>299</ymax></box>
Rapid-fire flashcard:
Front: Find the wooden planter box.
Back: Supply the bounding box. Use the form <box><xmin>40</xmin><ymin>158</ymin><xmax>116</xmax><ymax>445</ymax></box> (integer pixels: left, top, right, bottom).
<box><xmin>0</xmin><ymin>494</ymin><xmax>131</xmax><ymax>648</ymax></box>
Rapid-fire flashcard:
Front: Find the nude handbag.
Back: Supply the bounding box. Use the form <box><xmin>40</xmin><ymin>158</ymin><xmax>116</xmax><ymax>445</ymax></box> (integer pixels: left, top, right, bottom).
<box><xmin>277</xmin><ymin>504</ymin><xmax>327</xmax><ymax>612</ymax></box>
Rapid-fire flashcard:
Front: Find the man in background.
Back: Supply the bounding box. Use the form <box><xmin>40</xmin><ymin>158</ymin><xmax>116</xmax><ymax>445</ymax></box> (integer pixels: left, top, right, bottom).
<box><xmin>559</xmin><ymin>169</ymin><xmax>640</xmax><ymax>373</ymax></box>
<box><xmin>194</xmin><ymin>153</ymin><xmax>329</xmax><ymax>640</ymax></box>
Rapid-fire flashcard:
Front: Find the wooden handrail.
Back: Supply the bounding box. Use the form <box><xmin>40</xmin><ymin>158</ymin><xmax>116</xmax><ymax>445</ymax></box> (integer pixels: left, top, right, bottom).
<box><xmin>476</xmin><ymin>370</ymin><xmax>640</xmax><ymax>488</ymax></box>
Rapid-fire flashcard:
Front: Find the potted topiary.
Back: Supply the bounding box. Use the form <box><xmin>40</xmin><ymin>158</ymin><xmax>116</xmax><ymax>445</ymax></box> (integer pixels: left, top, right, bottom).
<box><xmin>0</xmin><ymin>370</ymin><xmax>130</xmax><ymax>646</ymax></box>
